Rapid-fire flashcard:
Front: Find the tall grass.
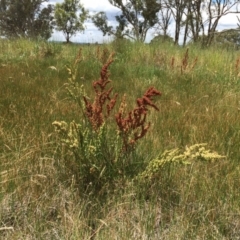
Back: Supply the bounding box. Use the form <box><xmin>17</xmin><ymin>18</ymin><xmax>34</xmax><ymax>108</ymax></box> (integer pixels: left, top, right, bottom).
<box><xmin>1</xmin><ymin>38</ymin><xmax>240</xmax><ymax>239</ymax></box>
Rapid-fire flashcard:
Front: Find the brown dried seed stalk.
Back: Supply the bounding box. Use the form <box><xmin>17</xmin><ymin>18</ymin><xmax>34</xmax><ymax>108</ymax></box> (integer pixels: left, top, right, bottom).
<box><xmin>116</xmin><ymin>87</ymin><xmax>161</xmax><ymax>151</ymax></box>
<box><xmin>83</xmin><ymin>52</ymin><xmax>118</xmax><ymax>130</ymax></box>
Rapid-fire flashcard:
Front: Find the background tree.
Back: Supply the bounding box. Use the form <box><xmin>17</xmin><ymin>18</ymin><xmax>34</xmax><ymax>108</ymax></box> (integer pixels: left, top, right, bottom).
<box><xmin>180</xmin><ymin>0</ymin><xmax>203</xmax><ymax>46</ymax></box>
<box><xmin>164</xmin><ymin>0</ymin><xmax>187</xmax><ymax>45</ymax></box>
<box><xmin>202</xmin><ymin>0</ymin><xmax>240</xmax><ymax>46</ymax></box>
<box><xmin>0</xmin><ymin>0</ymin><xmax>54</xmax><ymax>39</ymax></box>
<box><xmin>183</xmin><ymin>0</ymin><xmax>240</xmax><ymax>46</ymax></box>
<box><xmin>93</xmin><ymin>0</ymin><xmax>161</xmax><ymax>42</ymax></box>
<box><xmin>54</xmin><ymin>0</ymin><xmax>88</xmax><ymax>43</ymax></box>
<box><xmin>154</xmin><ymin>7</ymin><xmax>172</xmax><ymax>38</ymax></box>
<box><xmin>32</xmin><ymin>4</ymin><xmax>55</xmax><ymax>40</ymax></box>
<box><xmin>160</xmin><ymin>0</ymin><xmax>239</xmax><ymax>46</ymax></box>
<box><xmin>92</xmin><ymin>12</ymin><xmax>128</xmax><ymax>40</ymax></box>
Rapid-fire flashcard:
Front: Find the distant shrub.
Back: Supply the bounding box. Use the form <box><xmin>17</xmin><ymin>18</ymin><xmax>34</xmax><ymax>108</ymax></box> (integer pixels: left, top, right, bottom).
<box><xmin>150</xmin><ymin>34</ymin><xmax>174</xmax><ymax>45</ymax></box>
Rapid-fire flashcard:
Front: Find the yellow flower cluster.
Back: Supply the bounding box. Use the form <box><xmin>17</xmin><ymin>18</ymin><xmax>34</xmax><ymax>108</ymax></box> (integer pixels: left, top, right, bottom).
<box><xmin>137</xmin><ymin>143</ymin><xmax>225</xmax><ymax>181</ymax></box>
<box><xmin>53</xmin><ymin>120</ymin><xmax>81</xmax><ymax>150</ymax></box>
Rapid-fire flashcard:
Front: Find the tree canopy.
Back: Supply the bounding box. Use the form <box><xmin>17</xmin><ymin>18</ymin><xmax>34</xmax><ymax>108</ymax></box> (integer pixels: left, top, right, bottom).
<box><xmin>0</xmin><ymin>0</ymin><xmax>54</xmax><ymax>39</ymax></box>
<box><xmin>93</xmin><ymin>0</ymin><xmax>161</xmax><ymax>42</ymax></box>
<box><xmin>54</xmin><ymin>0</ymin><xmax>88</xmax><ymax>43</ymax></box>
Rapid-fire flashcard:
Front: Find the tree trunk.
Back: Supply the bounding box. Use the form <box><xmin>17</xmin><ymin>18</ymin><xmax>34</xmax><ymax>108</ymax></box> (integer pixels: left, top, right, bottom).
<box><xmin>66</xmin><ymin>32</ymin><xmax>70</xmax><ymax>43</ymax></box>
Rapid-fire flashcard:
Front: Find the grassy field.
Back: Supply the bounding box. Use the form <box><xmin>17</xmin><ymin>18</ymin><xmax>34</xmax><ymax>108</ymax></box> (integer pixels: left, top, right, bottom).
<box><xmin>1</xmin><ymin>39</ymin><xmax>240</xmax><ymax>239</ymax></box>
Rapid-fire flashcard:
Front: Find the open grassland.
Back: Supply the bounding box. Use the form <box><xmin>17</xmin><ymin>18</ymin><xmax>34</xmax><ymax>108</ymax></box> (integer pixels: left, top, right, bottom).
<box><xmin>1</xmin><ymin>39</ymin><xmax>240</xmax><ymax>239</ymax></box>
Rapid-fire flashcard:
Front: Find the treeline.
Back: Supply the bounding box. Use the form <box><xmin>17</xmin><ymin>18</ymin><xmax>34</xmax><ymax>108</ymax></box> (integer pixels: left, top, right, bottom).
<box><xmin>0</xmin><ymin>0</ymin><xmax>239</xmax><ymax>47</ymax></box>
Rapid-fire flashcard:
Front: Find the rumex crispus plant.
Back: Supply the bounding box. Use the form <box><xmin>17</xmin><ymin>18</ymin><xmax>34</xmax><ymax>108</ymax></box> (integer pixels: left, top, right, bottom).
<box><xmin>83</xmin><ymin>52</ymin><xmax>118</xmax><ymax>131</ymax></box>
<box><xmin>116</xmin><ymin>87</ymin><xmax>161</xmax><ymax>152</ymax></box>
<box><xmin>171</xmin><ymin>48</ymin><xmax>198</xmax><ymax>74</ymax></box>
<box><xmin>53</xmin><ymin>49</ymin><xmax>161</xmax><ymax>195</ymax></box>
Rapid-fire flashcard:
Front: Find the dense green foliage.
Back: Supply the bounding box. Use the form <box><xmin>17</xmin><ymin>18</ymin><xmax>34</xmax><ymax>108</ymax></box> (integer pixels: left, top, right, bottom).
<box><xmin>0</xmin><ymin>0</ymin><xmax>54</xmax><ymax>39</ymax></box>
<box><xmin>92</xmin><ymin>0</ymin><xmax>161</xmax><ymax>42</ymax></box>
<box><xmin>54</xmin><ymin>0</ymin><xmax>88</xmax><ymax>43</ymax></box>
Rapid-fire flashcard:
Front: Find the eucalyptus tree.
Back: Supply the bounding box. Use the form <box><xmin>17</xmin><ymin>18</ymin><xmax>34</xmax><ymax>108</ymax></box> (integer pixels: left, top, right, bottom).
<box><xmin>163</xmin><ymin>0</ymin><xmax>240</xmax><ymax>46</ymax></box>
<box><xmin>181</xmin><ymin>0</ymin><xmax>203</xmax><ymax>46</ymax></box>
<box><xmin>162</xmin><ymin>0</ymin><xmax>187</xmax><ymax>45</ymax></box>
<box><xmin>155</xmin><ymin>7</ymin><xmax>173</xmax><ymax>38</ymax></box>
<box><xmin>201</xmin><ymin>0</ymin><xmax>240</xmax><ymax>46</ymax></box>
<box><xmin>92</xmin><ymin>0</ymin><xmax>162</xmax><ymax>42</ymax></box>
<box><xmin>0</xmin><ymin>0</ymin><xmax>54</xmax><ymax>39</ymax></box>
<box><xmin>183</xmin><ymin>0</ymin><xmax>240</xmax><ymax>46</ymax></box>
<box><xmin>54</xmin><ymin>0</ymin><xmax>88</xmax><ymax>43</ymax></box>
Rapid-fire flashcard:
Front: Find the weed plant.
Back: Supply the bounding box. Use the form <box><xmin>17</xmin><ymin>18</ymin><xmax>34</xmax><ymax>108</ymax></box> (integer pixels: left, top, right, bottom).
<box><xmin>0</xmin><ymin>39</ymin><xmax>240</xmax><ymax>239</ymax></box>
<box><xmin>53</xmin><ymin>49</ymin><xmax>161</xmax><ymax>201</ymax></box>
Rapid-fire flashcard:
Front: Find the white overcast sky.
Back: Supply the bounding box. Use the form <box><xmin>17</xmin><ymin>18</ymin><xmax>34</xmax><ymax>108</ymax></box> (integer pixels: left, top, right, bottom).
<box><xmin>47</xmin><ymin>0</ymin><xmax>240</xmax><ymax>43</ymax></box>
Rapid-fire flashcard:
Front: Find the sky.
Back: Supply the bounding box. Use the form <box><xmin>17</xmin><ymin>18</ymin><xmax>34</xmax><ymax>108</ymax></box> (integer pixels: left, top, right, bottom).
<box><xmin>47</xmin><ymin>0</ymin><xmax>240</xmax><ymax>44</ymax></box>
